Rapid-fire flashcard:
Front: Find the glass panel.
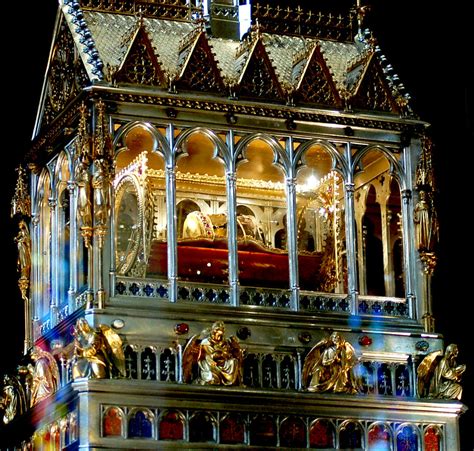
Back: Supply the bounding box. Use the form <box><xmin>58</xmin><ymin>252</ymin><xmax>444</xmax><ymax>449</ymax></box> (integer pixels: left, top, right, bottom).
<box><xmin>159</xmin><ymin>410</ymin><xmax>184</xmax><ymax>441</ymax></box>
<box><xmin>40</xmin><ymin>172</ymin><xmax>52</xmax><ymax>318</ymax></box>
<box><xmin>339</xmin><ymin>421</ymin><xmax>363</xmax><ymax>449</ymax></box>
<box><xmin>103</xmin><ymin>407</ymin><xmax>123</xmax><ymax>437</ymax></box>
<box><xmin>220</xmin><ymin>414</ymin><xmax>245</xmax><ymax>445</ymax></box>
<box><xmin>397</xmin><ymin>425</ymin><xmax>418</xmax><ymax>451</ymax></box>
<box><xmin>309</xmin><ymin>419</ymin><xmax>335</xmax><ymax>449</ymax></box>
<box><xmin>236</xmin><ymin>139</ymin><xmax>287</xmax><ymax>289</ymax></box>
<box><xmin>189</xmin><ymin>412</ymin><xmax>216</xmax><ymax>442</ymax></box>
<box><xmin>129</xmin><ymin>410</ymin><xmax>153</xmax><ymax>438</ymax></box>
<box><xmin>280</xmin><ymin>417</ymin><xmax>306</xmax><ymax>448</ymax></box>
<box><xmin>368</xmin><ymin>423</ymin><xmax>391</xmax><ymax>451</ymax></box>
<box><xmin>296</xmin><ymin>145</ymin><xmax>346</xmax><ymax>293</ymax></box>
<box><xmin>388</xmin><ymin>178</ymin><xmax>404</xmax><ymax>297</ymax></box>
<box><xmin>176</xmin><ymin>132</ymin><xmax>227</xmax><ymax>284</ymax></box>
<box><xmin>424</xmin><ymin>426</ymin><xmax>440</xmax><ymax>451</ymax></box>
<box><xmin>58</xmin><ymin>187</ymin><xmax>70</xmax><ymax>306</ymax></box>
<box><xmin>355</xmin><ymin>149</ymin><xmax>404</xmax><ymax>297</ymax></box>
<box><xmin>115</xmin><ymin>180</ymin><xmax>141</xmax><ymax>276</ymax></box>
<box><xmin>249</xmin><ymin>415</ymin><xmax>277</xmax><ymax>446</ymax></box>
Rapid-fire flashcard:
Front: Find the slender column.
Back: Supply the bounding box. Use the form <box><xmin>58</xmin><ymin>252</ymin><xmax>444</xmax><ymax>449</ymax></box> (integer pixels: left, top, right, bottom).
<box><xmin>166</xmin><ymin>124</ymin><xmax>177</xmax><ymax>302</ymax></box>
<box><xmin>226</xmin><ymin>130</ymin><xmax>239</xmax><ymax>305</ymax></box>
<box><xmin>67</xmin><ymin>181</ymin><xmax>78</xmax><ymax>312</ymax></box>
<box><xmin>286</xmin><ymin>176</ymin><xmax>299</xmax><ymax>311</ymax></box>
<box><xmin>285</xmin><ymin>137</ymin><xmax>299</xmax><ymax>310</ymax></box>
<box><xmin>344</xmin><ymin>143</ymin><xmax>358</xmax><ymax>313</ymax></box>
<box><xmin>401</xmin><ymin>189</ymin><xmax>416</xmax><ymax>319</ymax></box>
<box><xmin>226</xmin><ymin>171</ymin><xmax>239</xmax><ymax>306</ymax></box>
<box><xmin>49</xmin><ymin>197</ymin><xmax>59</xmax><ymax>326</ymax></box>
<box><xmin>31</xmin><ymin>213</ymin><xmax>40</xmax><ymax>342</ymax></box>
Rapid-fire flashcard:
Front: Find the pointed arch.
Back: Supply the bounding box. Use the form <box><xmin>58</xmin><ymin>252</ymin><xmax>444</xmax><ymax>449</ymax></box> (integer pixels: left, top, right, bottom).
<box><xmin>352</xmin><ymin>144</ymin><xmax>405</xmax><ymax>190</ymax></box>
<box><xmin>234</xmin><ymin>132</ymin><xmax>289</xmax><ymax>174</ymax></box>
<box><xmin>173</xmin><ymin>127</ymin><xmax>230</xmax><ymax>167</ymax></box>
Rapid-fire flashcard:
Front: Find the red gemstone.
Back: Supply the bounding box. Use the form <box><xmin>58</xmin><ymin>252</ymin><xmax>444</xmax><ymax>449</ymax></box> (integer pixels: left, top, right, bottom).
<box><xmin>175</xmin><ymin>323</ymin><xmax>189</xmax><ymax>335</ymax></box>
<box><xmin>359</xmin><ymin>335</ymin><xmax>372</xmax><ymax>346</ymax></box>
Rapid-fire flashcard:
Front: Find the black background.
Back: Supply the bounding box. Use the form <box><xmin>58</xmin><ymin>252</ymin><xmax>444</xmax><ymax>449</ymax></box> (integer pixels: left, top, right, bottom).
<box><xmin>1</xmin><ymin>1</ymin><xmax>472</xmax><ymax>449</ymax></box>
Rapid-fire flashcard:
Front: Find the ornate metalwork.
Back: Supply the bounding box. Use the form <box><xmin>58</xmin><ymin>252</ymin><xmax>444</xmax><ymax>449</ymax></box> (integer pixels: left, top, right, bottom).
<box><xmin>293</xmin><ymin>44</ymin><xmax>342</xmax><ymax>107</ymax></box>
<box><xmin>80</xmin><ymin>0</ymin><xmax>203</xmax><ymax>21</ymax></box>
<box><xmin>252</xmin><ymin>3</ymin><xmax>355</xmax><ymax>42</ymax></box>
<box><xmin>1</xmin><ymin>374</ymin><xmax>27</xmax><ymax>424</ymax></box>
<box><xmin>351</xmin><ymin>54</ymin><xmax>398</xmax><ymax>113</ymax></box>
<box><xmin>101</xmin><ymin>91</ymin><xmax>425</xmax><ymax>133</ymax></box>
<box><xmin>11</xmin><ymin>166</ymin><xmax>31</xmax><ymax>218</ymax></box>
<box><xmin>415</xmin><ymin>136</ymin><xmax>439</xmax><ymax>276</ymax></box>
<box><xmin>417</xmin><ymin>344</ymin><xmax>466</xmax><ymax>400</ymax></box>
<box><xmin>177</xmin><ymin>33</ymin><xmax>224</xmax><ymax>93</ymax></box>
<box><xmin>182</xmin><ymin>321</ymin><xmax>243</xmax><ymax>386</ymax></box>
<box><xmin>42</xmin><ymin>19</ymin><xmax>89</xmax><ymax>128</ymax></box>
<box><xmin>72</xmin><ymin>318</ymin><xmax>126</xmax><ymax>379</ymax></box>
<box><xmin>114</xmin><ymin>24</ymin><xmax>166</xmax><ymax>87</ymax></box>
<box><xmin>27</xmin><ymin>346</ymin><xmax>60</xmax><ymax>407</ymax></box>
<box><xmin>302</xmin><ymin>331</ymin><xmax>361</xmax><ymax>394</ymax></box>
<box><xmin>238</xmin><ymin>38</ymin><xmax>284</xmax><ymax>100</ymax></box>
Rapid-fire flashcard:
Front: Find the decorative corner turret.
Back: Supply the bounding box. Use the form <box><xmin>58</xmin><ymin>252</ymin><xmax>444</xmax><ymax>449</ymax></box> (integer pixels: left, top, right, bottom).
<box><xmin>206</xmin><ymin>0</ymin><xmax>251</xmax><ymax>40</ymax></box>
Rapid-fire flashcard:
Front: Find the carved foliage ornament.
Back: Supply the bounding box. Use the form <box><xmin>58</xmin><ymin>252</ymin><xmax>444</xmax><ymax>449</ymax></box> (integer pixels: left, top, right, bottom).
<box><xmin>43</xmin><ymin>20</ymin><xmax>89</xmax><ymax>128</ymax></box>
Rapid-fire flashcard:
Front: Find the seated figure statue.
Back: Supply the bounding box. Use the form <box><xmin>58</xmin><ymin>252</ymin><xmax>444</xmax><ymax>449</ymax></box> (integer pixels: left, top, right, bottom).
<box><xmin>72</xmin><ymin>318</ymin><xmax>125</xmax><ymax>380</ymax></box>
<box><xmin>182</xmin><ymin>321</ymin><xmax>243</xmax><ymax>386</ymax></box>
<box><xmin>302</xmin><ymin>331</ymin><xmax>361</xmax><ymax>394</ymax></box>
<box><xmin>417</xmin><ymin>343</ymin><xmax>466</xmax><ymax>400</ymax></box>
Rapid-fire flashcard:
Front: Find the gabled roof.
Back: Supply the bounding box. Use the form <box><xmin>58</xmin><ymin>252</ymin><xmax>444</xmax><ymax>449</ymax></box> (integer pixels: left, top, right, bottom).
<box><xmin>34</xmin><ymin>2</ymin><xmax>412</xmax><ymax>136</ymax></box>
<box><xmin>175</xmin><ymin>29</ymin><xmax>224</xmax><ymax>93</ymax></box>
<box><xmin>114</xmin><ymin>21</ymin><xmax>166</xmax><ymax>87</ymax></box>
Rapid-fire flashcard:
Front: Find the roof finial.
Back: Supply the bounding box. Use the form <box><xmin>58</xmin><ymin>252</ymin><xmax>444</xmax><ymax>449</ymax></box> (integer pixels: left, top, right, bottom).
<box><xmin>354</xmin><ymin>0</ymin><xmax>370</xmax><ymax>39</ymax></box>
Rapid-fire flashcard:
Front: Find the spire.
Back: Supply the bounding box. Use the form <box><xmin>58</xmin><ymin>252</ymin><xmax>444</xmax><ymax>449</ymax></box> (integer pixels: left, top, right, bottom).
<box><xmin>354</xmin><ymin>0</ymin><xmax>370</xmax><ymax>40</ymax></box>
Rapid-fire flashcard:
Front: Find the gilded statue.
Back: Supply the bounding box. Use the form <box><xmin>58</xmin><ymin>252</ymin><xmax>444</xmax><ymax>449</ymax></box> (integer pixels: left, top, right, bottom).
<box><xmin>28</xmin><ymin>346</ymin><xmax>60</xmax><ymax>406</ymax></box>
<box><xmin>413</xmin><ymin>190</ymin><xmax>431</xmax><ymax>251</ymax></box>
<box><xmin>182</xmin><ymin>321</ymin><xmax>243</xmax><ymax>386</ymax></box>
<box><xmin>75</xmin><ymin>160</ymin><xmax>93</xmax><ymax>232</ymax></box>
<box><xmin>1</xmin><ymin>374</ymin><xmax>27</xmax><ymax>424</ymax></box>
<box><xmin>302</xmin><ymin>331</ymin><xmax>361</xmax><ymax>394</ymax></box>
<box><xmin>417</xmin><ymin>344</ymin><xmax>466</xmax><ymax>400</ymax></box>
<box><xmin>92</xmin><ymin>159</ymin><xmax>111</xmax><ymax>229</ymax></box>
<box><xmin>72</xmin><ymin>318</ymin><xmax>126</xmax><ymax>380</ymax></box>
<box><xmin>14</xmin><ymin>220</ymin><xmax>31</xmax><ymax>284</ymax></box>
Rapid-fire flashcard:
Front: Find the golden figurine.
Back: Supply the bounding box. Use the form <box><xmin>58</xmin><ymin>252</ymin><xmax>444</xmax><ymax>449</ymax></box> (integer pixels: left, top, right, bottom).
<box><xmin>413</xmin><ymin>190</ymin><xmax>432</xmax><ymax>251</ymax></box>
<box><xmin>417</xmin><ymin>344</ymin><xmax>466</xmax><ymax>401</ymax></box>
<box><xmin>72</xmin><ymin>318</ymin><xmax>126</xmax><ymax>380</ymax></box>
<box><xmin>1</xmin><ymin>374</ymin><xmax>27</xmax><ymax>424</ymax></box>
<box><xmin>302</xmin><ymin>331</ymin><xmax>361</xmax><ymax>394</ymax></box>
<box><xmin>28</xmin><ymin>346</ymin><xmax>60</xmax><ymax>406</ymax></box>
<box><xmin>14</xmin><ymin>220</ymin><xmax>31</xmax><ymax>285</ymax></box>
<box><xmin>182</xmin><ymin>321</ymin><xmax>243</xmax><ymax>386</ymax></box>
<box><xmin>75</xmin><ymin>161</ymin><xmax>93</xmax><ymax>233</ymax></box>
